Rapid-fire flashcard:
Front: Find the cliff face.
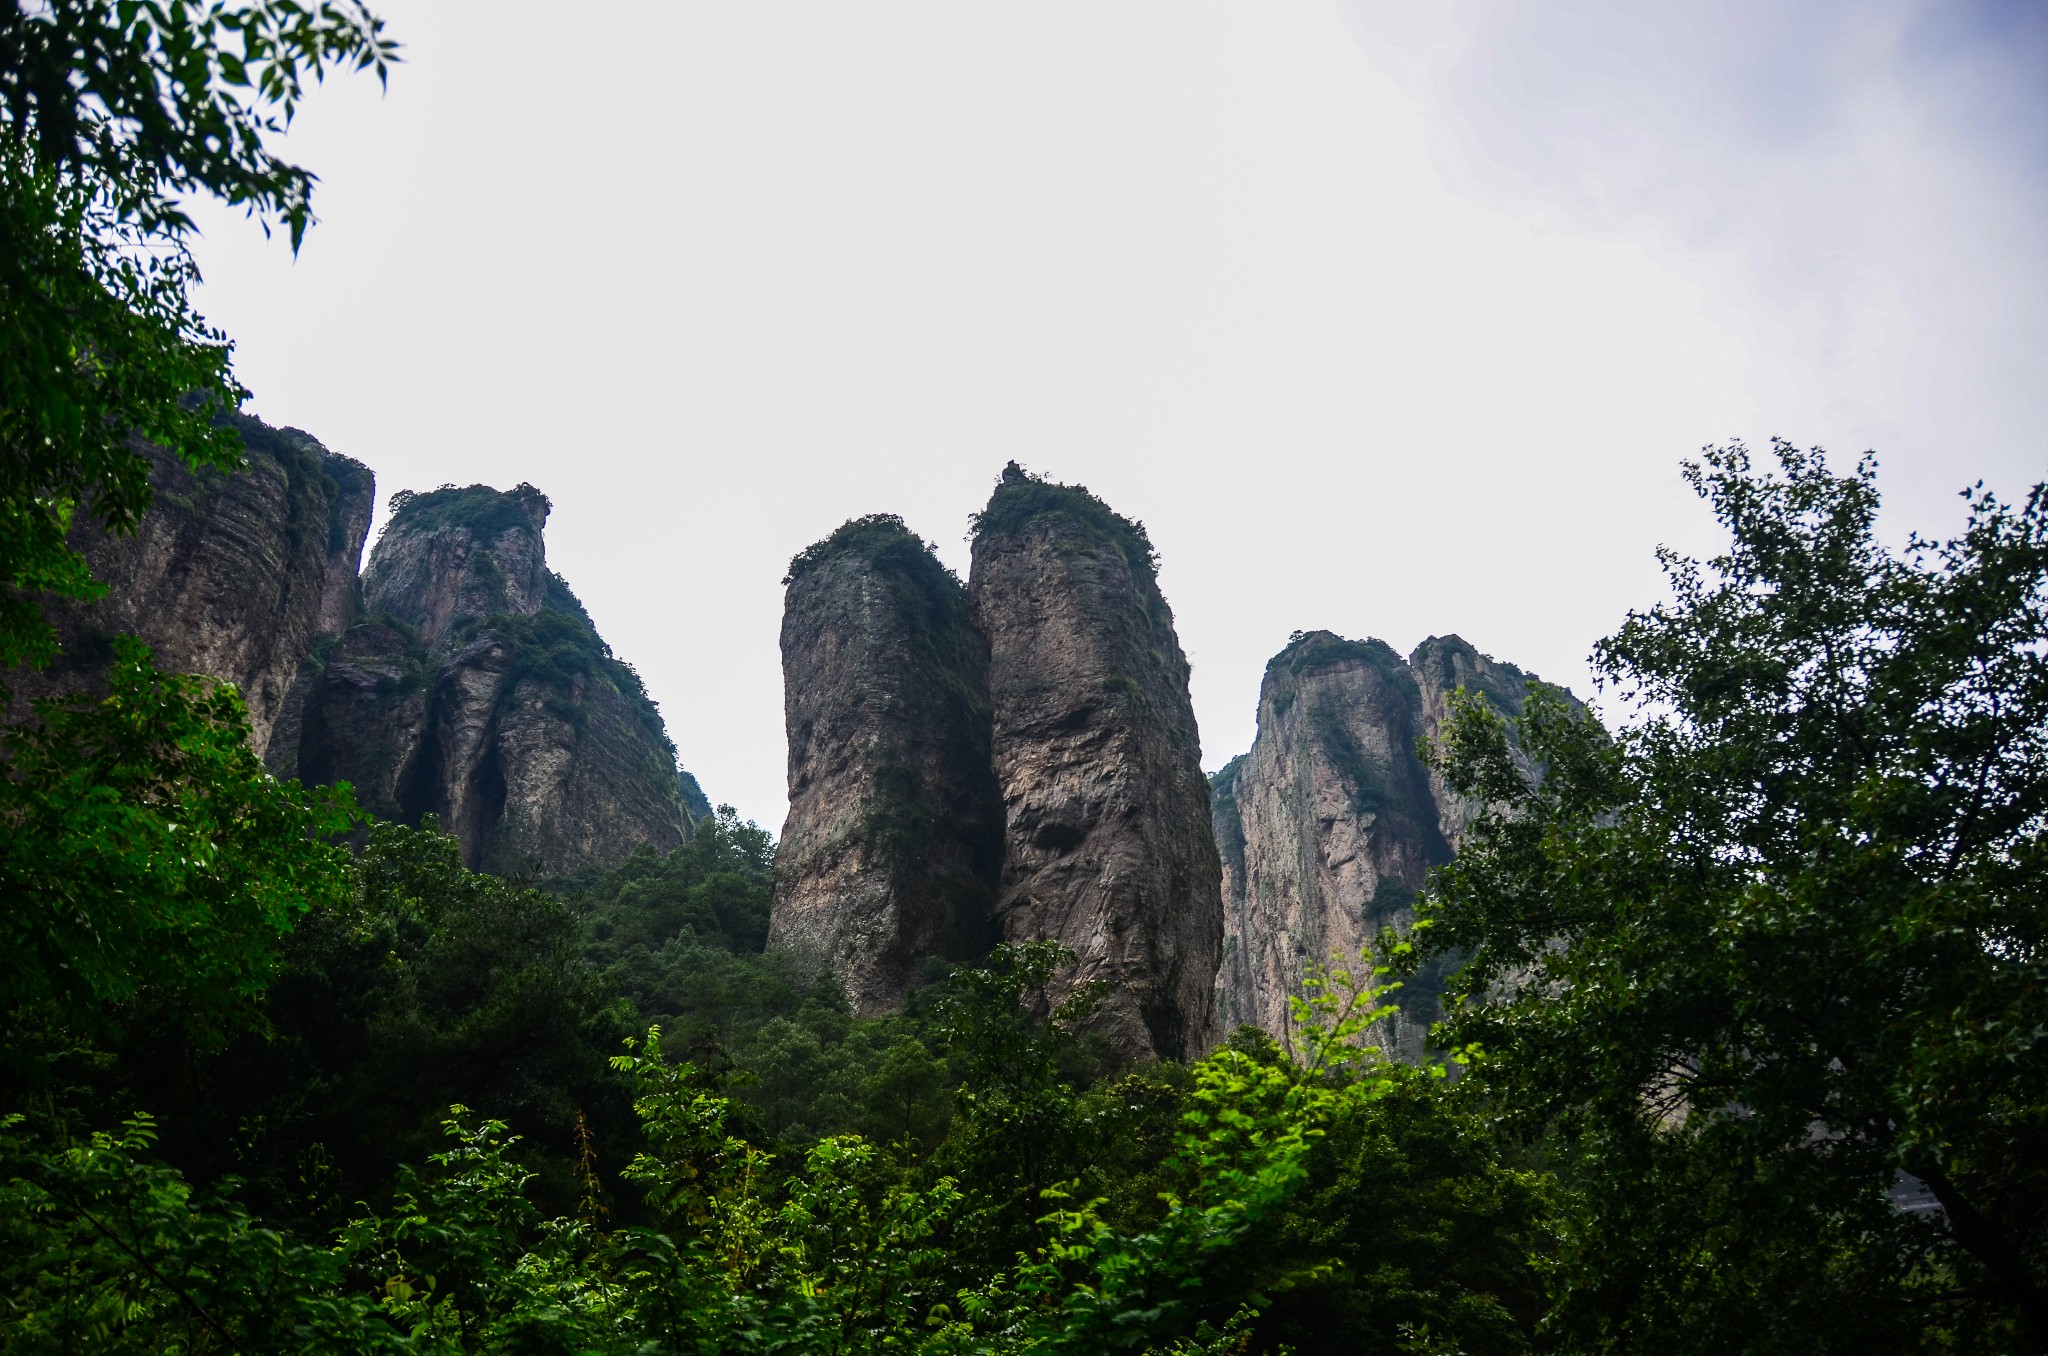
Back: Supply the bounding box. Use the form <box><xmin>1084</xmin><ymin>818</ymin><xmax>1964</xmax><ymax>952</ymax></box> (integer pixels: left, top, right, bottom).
<box><xmin>1212</xmin><ymin>631</ymin><xmax>1553</xmax><ymax>1059</ymax></box>
<box><xmin>768</xmin><ymin>517</ymin><xmax>1004</xmax><ymax>1016</ymax></box>
<box><xmin>290</xmin><ymin>484</ymin><xmax>700</xmax><ymax>876</ymax></box>
<box><xmin>969</xmin><ymin>467</ymin><xmax>1224</xmax><ymax>1062</ymax></box>
<box><xmin>16</xmin><ymin>415</ymin><xmax>374</xmax><ymax>760</ymax></box>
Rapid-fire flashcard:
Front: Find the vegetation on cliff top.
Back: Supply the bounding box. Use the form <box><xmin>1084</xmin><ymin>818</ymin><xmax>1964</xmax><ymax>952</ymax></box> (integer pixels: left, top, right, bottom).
<box><xmin>785</xmin><ymin>512</ymin><xmax>954</xmax><ymax>587</ymax></box>
<box><xmin>384</xmin><ymin>482</ymin><xmax>551</xmax><ymax>543</ymax></box>
<box><xmin>1272</xmin><ymin>630</ymin><xmax>1407</xmax><ymax>679</ymax></box>
<box><xmin>971</xmin><ymin>461</ymin><xmax>1163</xmax><ymax>596</ymax></box>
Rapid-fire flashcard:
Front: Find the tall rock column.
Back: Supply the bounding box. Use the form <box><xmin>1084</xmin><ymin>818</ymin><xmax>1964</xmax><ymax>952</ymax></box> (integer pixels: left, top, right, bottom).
<box><xmin>768</xmin><ymin>517</ymin><xmax>1004</xmax><ymax>1015</ymax></box>
<box><xmin>969</xmin><ymin>465</ymin><xmax>1223</xmax><ymax>1062</ymax></box>
<box><xmin>1212</xmin><ymin>633</ymin><xmax>1451</xmax><ymax>1060</ymax></box>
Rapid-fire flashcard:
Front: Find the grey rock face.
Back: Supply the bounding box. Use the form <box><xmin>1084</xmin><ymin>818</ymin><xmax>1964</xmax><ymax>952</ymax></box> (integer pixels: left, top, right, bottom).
<box><xmin>1212</xmin><ymin>631</ymin><xmax>1555</xmax><ymax>1059</ymax></box>
<box><xmin>969</xmin><ymin>467</ymin><xmax>1224</xmax><ymax>1062</ymax></box>
<box><xmin>361</xmin><ymin>483</ymin><xmax>552</xmax><ymax>647</ymax></box>
<box><xmin>14</xmin><ymin>416</ymin><xmax>374</xmax><ymax>760</ymax></box>
<box><xmin>292</xmin><ymin>483</ymin><xmax>700</xmax><ymax>876</ymax></box>
<box><xmin>768</xmin><ymin>517</ymin><xmax>1004</xmax><ymax>1016</ymax></box>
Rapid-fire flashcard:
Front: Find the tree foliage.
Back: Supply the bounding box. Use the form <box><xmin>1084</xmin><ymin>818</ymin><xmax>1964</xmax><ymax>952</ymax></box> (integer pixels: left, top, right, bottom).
<box><xmin>1419</xmin><ymin>440</ymin><xmax>2048</xmax><ymax>1350</ymax></box>
<box><xmin>0</xmin><ymin>0</ymin><xmax>393</xmax><ymax>669</ymax></box>
<box><xmin>0</xmin><ymin>639</ymin><xmax>356</xmax><ymax>1086</ymax></box>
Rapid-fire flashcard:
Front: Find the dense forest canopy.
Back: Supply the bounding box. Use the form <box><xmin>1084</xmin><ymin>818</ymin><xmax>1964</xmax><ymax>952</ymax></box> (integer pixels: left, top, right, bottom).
<box><xmin>3</xmin><ymin>3</ymin><xmax>2046</xmax><ymax>1352</ymax></box>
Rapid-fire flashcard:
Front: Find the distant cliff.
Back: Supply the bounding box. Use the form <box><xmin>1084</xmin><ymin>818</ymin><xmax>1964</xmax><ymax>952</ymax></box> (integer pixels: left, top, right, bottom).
<box><xmin>14</xmin><ymin>414</ymin><xmax>374</xmax><ymax>760</ymax></box>
<box><xmin>1212</xmin><ymin>631</ymin><xmax>1557</xmax><ymax>1058</ymax></box>
<box><xmin>10</xmin><ymin>415</ymin><xmax>709</xmax><ymax>878</ymax></box>
<box><xmin>768</xmin><ymin>516</ymin><xmax>1003</xmax><ymax>1016</ymax></box>
<box><xmin>285</xmin><ymin>484</ymin><xmax>700</xmax><ymax>876</ymax></box>
<box><xmin>970</xmin><ymin>466</ymin><xmax>1224</xmax><ymax>1063</ymax></box>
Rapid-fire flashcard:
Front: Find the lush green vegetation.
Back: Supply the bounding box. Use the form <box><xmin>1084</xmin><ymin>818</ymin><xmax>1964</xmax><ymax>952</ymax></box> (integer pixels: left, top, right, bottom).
<box><xmin>1416</xmin><ymin>441</ymin><xmax>2048</xmax><ymax>1351</ymax></box>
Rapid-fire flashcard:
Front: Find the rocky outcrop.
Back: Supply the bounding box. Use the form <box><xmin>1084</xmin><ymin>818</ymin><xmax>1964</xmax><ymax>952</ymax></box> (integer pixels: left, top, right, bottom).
<box><xmin>970</xmin><ymin>466</ymin><xmax>1224</xmax><ymax>1063</ymax></box>
<box><xmin>1409</xmin><ymin>633</ymin><xmax>1549</xmax><ymax>850</ymax></box>
<box><xmin>1212</xmin><ymin>631</ymin><xmax>1555</xmax><ymax>1059</ymax></box>
<box><xmin>360</xmin><ymin>484</ymin><xmax>552</xmax><ymax>647</ymax></box>
<box><xmin>14</xmin><ymin>415</ymin><xmax>374</xmax><ymax>760</ymax></box>
<box><xmin>289</xmin><ymin>484</ymin><xmax>701</xmax><ymax>876</ymax></box>
<box><xmin>767</xmin><ymin>517</ymin><xmax>1004</xmax><ymax>1015</ymax></box>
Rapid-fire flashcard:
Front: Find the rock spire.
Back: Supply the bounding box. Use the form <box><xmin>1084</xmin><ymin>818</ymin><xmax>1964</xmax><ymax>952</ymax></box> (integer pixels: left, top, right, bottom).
<box><xmin>767</xmin><ymin>516</ymin><xmax>1004</xmax><ymax>1016</ymax></box>
<box><xmin>968</xmin><ymin>471</ymin><xmax>1224</xmax><ymax>1062</ymax></box>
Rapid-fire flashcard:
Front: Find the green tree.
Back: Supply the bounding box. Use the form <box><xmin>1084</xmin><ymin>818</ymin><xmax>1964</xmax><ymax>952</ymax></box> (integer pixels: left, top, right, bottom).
<box><xmin>0</xmin><ymin>1111</ymin><xmax>404</xmax><ymax>1354</ymax></box>
<box><xmin>1419</xmin><ymin>441</ymin><xmax>2048</xmax><ymax>1350</ymax></box>
<box><xmin>1</xmin><ymin>0</ymin><xmax>394</xmax><ymax>670</ymax></box>
<box><xmin>113</xmin><ymin>818</ymin><xmax>642</xmax><ymax>1228</ymax></box>
<box><xmin>0</xmin><ymin>639</ymin><xmax>356</xmax><ymax>1094</ymax></box>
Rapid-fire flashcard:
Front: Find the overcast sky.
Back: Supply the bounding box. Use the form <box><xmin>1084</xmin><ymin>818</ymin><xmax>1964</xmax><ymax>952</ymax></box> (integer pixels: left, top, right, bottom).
<box><xmin>187</xmin><ymin>1</ymin><xmax>2048</xmax><ymax>831</ymax></box>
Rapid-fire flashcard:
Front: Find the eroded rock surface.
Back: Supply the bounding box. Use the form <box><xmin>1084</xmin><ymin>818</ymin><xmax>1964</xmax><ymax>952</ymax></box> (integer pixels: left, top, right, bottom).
<box><xmin>768</xmin><ymin>517</ymin><xmax>1003</xmax><ymax>1015</ymax></box>
<box><xmin>292</xmin><ymin>484</ymin><xmax>702</xmax><ymax>875</ymax></box>
<box><xmin>969</xmin><ymin>466</ymin><xmax>1223</xmax><ymax>1062</ymax></box>
<box><xmin>14</xmin><ymin>415</ymin><xmax>374</xmax><ymax>760</ymax></box>
<box><xmin>360</xmin><ymin>484</ymin><xmax>552</xmax><ymax>647</ymax></box>
<box><xmin>1212</xmin><ymin>631</ymin><xmax>1556</xmax><ymax>1059</ymax></box>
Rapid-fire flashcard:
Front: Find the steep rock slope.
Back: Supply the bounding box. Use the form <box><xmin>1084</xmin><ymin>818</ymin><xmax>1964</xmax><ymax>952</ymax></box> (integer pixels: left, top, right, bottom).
<box><xmin>768</xmin><ymin>517</ymin><xmax>1004</xmax><ymax>1015</ymax></box>
<box><xmin>1212</xmin><ymin>631</ymin><xmax>1553</xmax><ymax>1058</ymax></box>
<box><xmin>14</xmin><ymin>415</ymin><xmax>374</xmax><ymax>759</ymax></box>
<box><xmin>969</xmin><ymin>465</ymin><xmax>1223</xmax><ymax>1062</ymax></box>
<box><xmin>292</xmin><ymin>484</ymin><xmax>699</xmax><ymax>876</ymax></box>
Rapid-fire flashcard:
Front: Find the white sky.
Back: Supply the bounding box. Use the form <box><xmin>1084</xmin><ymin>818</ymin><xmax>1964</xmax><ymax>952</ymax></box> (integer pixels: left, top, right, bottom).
<box><xmin>187</xmin><ymin>1</ymin><xmax>2048</xmax><ymax>831</ymax></box>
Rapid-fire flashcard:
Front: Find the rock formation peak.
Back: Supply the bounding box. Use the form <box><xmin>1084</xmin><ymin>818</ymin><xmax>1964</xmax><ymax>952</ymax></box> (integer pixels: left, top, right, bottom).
<box><xmin>769</xmin><ymin>515</ymin><xmax>1003</xmax><ymax>1016</ymax></box>
<box><xmin>1214</xmin><ymin>629</ymin><xmax>1562</xmax><ymax>1058</ymax></box>
<box><xmin>362</xmin><ymin>482</ymin><xmax>554</xmax><ymax>650</ymax></box>
<box><xmin>290</xmin><ymin>478</ymin><xmax>698</xmax><ymax>875</ymax></box>
<box><xmin>768</xmin><ymin>473</ymin><xmax>1227</xmax><ymax>1062</ymax></box>
<box><xmin>969</xmin><ymin>471</ymin><xmax>1223</xmax><ymax>1062</ymax></box>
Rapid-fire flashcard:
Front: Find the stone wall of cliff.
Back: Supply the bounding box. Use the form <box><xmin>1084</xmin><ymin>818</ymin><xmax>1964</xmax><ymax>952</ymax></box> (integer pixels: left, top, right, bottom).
<box><xmin>13</xmin><ymin>420</ymin><xmax>712</xmax><ymax>882</ymax></box>
<box><xmin>969</xmin><ymin>466</ymin><xmax>1224</xmax><ymax>1063</ymax></box>
<box><xmin>14</xmin><ymin>415</ymin><xmax>374</xmax><ymax>760</ymax></box>
<box><xmin>767</xmin><ymin>516</ymin><xmax>1004</xmax><ymax>1016</ymax></box>
<box><xmin>1212</xmin><ymin>631</ymin><xmax>1556</xmax><ymax>1060</ymax></box>
<box><xmin>288</xmin><ymin>484</ymin><xmax>699</xmax><ymax>877</ymax></box>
